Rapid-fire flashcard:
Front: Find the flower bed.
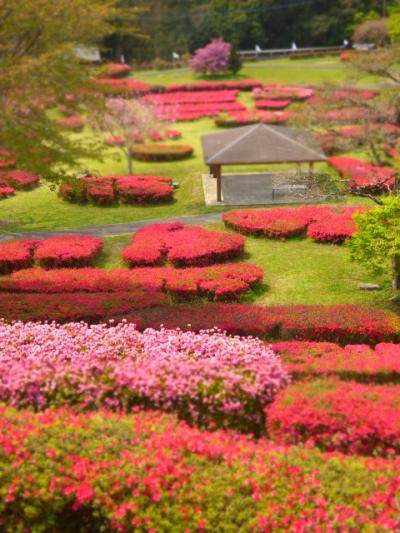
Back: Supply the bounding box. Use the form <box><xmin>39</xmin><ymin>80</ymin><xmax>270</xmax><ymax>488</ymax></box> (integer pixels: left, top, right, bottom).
<box><xmin>268</xmin><ymin>379</ymin><xmax>400</xmax><ymax>456</ymax></box>
<box><xmin>272</xmin><ymin>341</ymin><xmax>400</xmax><ymax>382</ymax></box>
<box><xmin>145</xmin><ymin>89</ymin><xmax>238</xmax><ymax>105</ymax></box>
<box><xmin>223</xmin><ymin>205</ymin><xmax>368</xmax><ymax>243</ymax></box>
<box><xmin>123</xmin><ymin>222</ymin><xmax>245</xmax><ymax>267</ymax></box>
<box><xmin>0</xmin><ymin>239</ymin><xmax>38</xmax><ymax>274</ymax></box>
<box><xmin>328</xmin><ymin>155</ymin><xmax>396</xmax><ymax>193</ymax></box>
<box><xmin>0</xmin><ymin>322</ymin><xmax>288</xmax><ymax>433</ymax></box>
<box><xmin>57</xmin><ymin>114</ymin><xmax>84</xmax><ymax>131</ymax></box>
<box><xmin>59</xmin><ymin>175</ymin><xmax>175</xmax><ymax>205</ymax></box>
<box><xmin>1</xmin><ymin>407</ymin><xmax>398</xmax><ymax>531</ymax></box>
<box><xmin>131</xmin><ymin>143</ymin><xmax>194</xmax><ymax>161</ymax></box>
<box><xmin>0</xmin><ymin>262</ymin><xmax>263</xmax><ymax>301</ymax></box>
<box><xmin>317</xmin><ymin>106</ymin><xmax>372</xmax><ymax>123</ymax></box>
<box><xmin>156</xmin><ymin>102</ymin><xmax>246</xmax><ymax>121</ymax></box>
<box><xmin>0</xmin><ymin>170</ymin><xmax>40</xmax><ymax>190</ymax></box>
<box><xmin>34</xmin><ymin>235</ymin><xmax>104</xmax><ymax>268</ymax></box>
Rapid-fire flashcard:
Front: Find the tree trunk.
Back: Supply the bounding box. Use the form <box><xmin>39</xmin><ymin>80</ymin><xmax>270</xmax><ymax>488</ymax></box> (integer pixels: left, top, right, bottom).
<box><xmin>392</xmin><ymin>255</ymin><xmax>400</xmax><ymax>290</ymax></box>
<box><xmin>127</xmin><ymin>152</ymin><xmax>133</xmax><ymax>175</ymax></box>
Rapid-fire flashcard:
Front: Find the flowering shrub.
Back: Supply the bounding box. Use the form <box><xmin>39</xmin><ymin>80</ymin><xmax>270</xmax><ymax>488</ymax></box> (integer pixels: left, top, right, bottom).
<box><xmin>0</xmin><ymin>239</ymin><xmax>38</xmax><ymax>274</ymax></box>
<box><xmin>165</xmin><ymin>128</ymin><xmax>182</xmax><ymax>139</ymax></box>
<box><xmin>145</xmin><ymin>90</ymin><xmax>238</xmax><ymax>105</ymax></box>
<box><xmin>268</xmin><ymin>378</ymin><xmax>400</xmax><ymax>456</ymax></box>
<box><xmin>328</xmin><ymin>155</ymin><xmax>396</xmax><ymax>193</ymax></box>
<box><xmin>0</xmin><ymin>407</ymin><xmax>399</xmax><ymax>531</ymax></box>
<box><xmin>0</xmin><ymin>262</ymin><xmax>263</xmax><ymax>301</ymax></box>
<box><xmin>57</xmin><ymin>115</ymin><xmax>85</xmax><ymax>131</ymax></box>
<box><xmin>0</xmin><ymin>322</ymin><xmax>288</xmax><ymax>433</ymax></box>
<box><xmin>95</xmin><ymin>78</ymin><xmax>151</xmax><ymax>96</ymax></box>
<box><xmin>255</xmin><ymin>99</ymin><xmax>291</xmax><ymax>110</ymax></box>
<box><xmin>0</xmin><ymin>169</ymin><xmax>39</xmax><ymax>190</ymax></box>
<box><xmin>190</xmin><ymin>38</ymin><xmax>231</xmax><ymax>75</ymax></box>
<box><xmin>317</xmin><ymin>106</ymin><xmax>372</xmax><ymax>123</ymax></box>
<box><xmin>156</xmin><ymin>102</ymin><xmax>246</xmax><ymax>121</ymax></box>
<box><xmin>272</xmin><ymin>340</ymin><xmax>400</xmax><ymax>382</ymax></box>
<box><xmin>104</xmin><ymin>134</ymin><xmax>125</xmax><ymax>146</ymax></box>
<box><xmin>131</xmin><ymin>143</ymin><xmax>194</xmax><ymax>161</ymax></box>
<box><xmin>98</xmin><ymin>63</ymin><xmax>131</xmax><ymax>78</ymax></box>
<box><xmin>253</xmin><ymin>84</ymin><xmax>314</xmax><ymax>101</ymax></box>
<box><xmin>34</xmin><ymin>235</ymin><xmax>104</xmax><ymax>268</ymax></box>
<box><xmin>166</xmin><ymin>79</ymin><xmax>262</xmax><ymax>92</ymax></box>
<box><xmin>215</xmin><ymin>109</ymin><xmax>294</xmax><ymax>127</ymax></box>
<box><xmin>123</xmin><ymin>222</ymin><xmax>245</xmax><ymax>267</ymax></box>
<box><xmin>223</xmin><ymin>205</ymin><xmax>367</xmax><ymax>243</ymax></box>
<box><xmin>59</xmin><ymin>175</ymin><xmax>175</xmax><ymax>205</ymax></box>
<box><xmin>0</xmin><ymin>187</ymin><xmax>15</xmax><ymax>199</ymax></box>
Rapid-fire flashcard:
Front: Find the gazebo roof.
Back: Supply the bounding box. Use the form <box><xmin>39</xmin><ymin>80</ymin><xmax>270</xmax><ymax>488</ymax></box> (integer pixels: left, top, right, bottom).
<box><xmin>202</xmin><ymin>123</ymin><xmax>326</xmax><ymax>165</ymax></box>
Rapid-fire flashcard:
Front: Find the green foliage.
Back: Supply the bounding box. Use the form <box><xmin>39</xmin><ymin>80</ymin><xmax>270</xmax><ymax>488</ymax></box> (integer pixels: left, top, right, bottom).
<box><xmin>228</xmin><ymin>38</ymin><xmax>242</xmax><ymax>74</ymax></box>
<box><xmin>388</xmin><ymin>0</ymin><xmax>400</xmax><ymax>41</ymax></box>
<box><xmin>348</xmin><ymin>196</ymin><xmax>400</xmax><ymax>288</ymax></box>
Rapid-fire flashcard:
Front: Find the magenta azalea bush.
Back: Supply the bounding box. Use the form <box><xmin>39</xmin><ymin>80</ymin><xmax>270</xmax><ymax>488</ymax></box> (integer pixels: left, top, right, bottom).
<box><xmin>190</xmin><ymin>38</ymin><xmax>231</xmax><ymax>75</ymax></box>
<box><xmin>0</xmin><ymin>321</ymin><xmax>289</xmax><ymax>433</ymax></box>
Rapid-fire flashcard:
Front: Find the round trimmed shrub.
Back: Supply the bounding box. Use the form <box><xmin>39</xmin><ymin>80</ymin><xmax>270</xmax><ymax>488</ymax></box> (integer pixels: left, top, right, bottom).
<box><xmin>131</xmin><ymin>143</ymin><xmax>194</xmax><ymax>161</ymax></box>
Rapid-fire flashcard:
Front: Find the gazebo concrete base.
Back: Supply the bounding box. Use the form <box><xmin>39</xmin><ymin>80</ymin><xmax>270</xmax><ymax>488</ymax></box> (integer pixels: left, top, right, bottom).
<box><xmin>202</xmin><ymin>172</ymin><xmax>313</xmax><ymax>206</ymax></box>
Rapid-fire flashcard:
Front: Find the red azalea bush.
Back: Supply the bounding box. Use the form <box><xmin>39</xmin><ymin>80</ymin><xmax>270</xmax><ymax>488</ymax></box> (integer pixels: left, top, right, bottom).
<box><xmin>0</xmin><ymin>239</ymin><xmax>38</xmax><ymax>274</ymax></box>
<box><xmin>215</xmin><ymin>109</ymin><xmax>294</xmax><ymax>127</ymax></box>
<box><xmin>0</xmin><ymin>322</ymin><xmax>288</xmax><ymax>433</ymax></box>
<box><xmin>145</xmin><ymin>89</ymin><xmax>238</xmax><ymax>105</ymax></box>
<box><xmin>272</xmin><ymin>340</ymin><xmax>400</xmax><ymax>382</ymax></box>
<box><xmin>95</xmin><ymin>78</ymin><xmax>151</xmax><ymax>96</ymax></box>
<box><xmin>59</xmin><ymin>175</ymin><xmax>175</xmax><ymax>205</ymax></box>
<box><xmin>0</xmin><ymin>262</ymin><xmax>263</xmax><ymax>301</ymax></box>
<box><xmin>1</xmin><ymin>407</ymin><xmax>399</xmax><ymax>531</ymax></box>
<box><xmin>0</xmin><ymin>170</ymin><xmax>40</xmax><ymax>190</ymax></box>
<box><xmin>116</xmin><ymin>175</ymin><xmax>174</xmax><ymax>203</ymax></box>
<box><xmin>255</xmin><ymin>99</ymin><xmax>291</xmax><ymax>110</ymax></box>
<box><xmin>328</xmin><ymin>155</ymin><xmax>396</xmax><ymax>193</ymax></box>
<box><xmin>253</xmin><ymin>84</ymin><xmax>314</xmax><ymax>101</ymax></box>
<box><xmin>123</xmin><ymin>222</ymin><xmax>245</xmax><ymax>267</ymax></box>
<box><xmin>156</xmin><ymin>102</ymin><xmax>246</xmax><ymax>121</ymax></box>
<box><xmin>0</xmin><ymin>187</ymin><xmax>15</xmax><ymax>199</ymax></box>
<box><xmin>34</xmin><ymin>235</ymin><xmax>104</xmax><ymax>268</ymax></box>
<box><xmin>131</xmin><ymin>143</ymin><xmax>194</xmax><ymax>161</ymax></box>
<box><xmin>58</xmin><ymin>115</ymin><xmax>85</xmax><ymax>131</ymax></box>
<box><xmin>317</xmin><ymin>106</ymin><xmax>372</xmax><ymax>123</ymax></box>
<box><xmin>98</xmin><ymin>63</ymin><xmax>131</xmax><ymax>78</ymax></box>
<box><xmin>223</xmin><ymin>205</ymin><xmax>367</xmax><ymax>243</ymax></box>
<box><xmin>164</xmin><ymin>128</ymin><xmax>182</xmax><ymax>139</ymax></box>
<box><xmin>268</xmin><ymin>378</ymin><xmax>400</xmax><ymax>456</ymax></box>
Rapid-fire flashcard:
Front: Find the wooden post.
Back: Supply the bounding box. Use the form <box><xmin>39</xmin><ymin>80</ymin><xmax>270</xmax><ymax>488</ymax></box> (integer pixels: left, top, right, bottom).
<box><xmin>209</xmin><ymin>164</ymin><xmax>222</xmax><ymax>202</ymax></box>
<box><xmin>296</xmin><ymin>163</ymin><xmax>302</xmax><ymax>175</ymax></box>
<box><xmin>309</xmin><ymin>161</ymin><xmax>314</xmax><ymax>176</ymax></box>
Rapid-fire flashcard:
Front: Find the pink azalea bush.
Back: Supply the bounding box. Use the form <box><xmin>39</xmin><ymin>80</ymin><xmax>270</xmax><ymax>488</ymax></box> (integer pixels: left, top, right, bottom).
<box><xmin>0</xmin><ymin>321</ymin><xmax>289</xmax><ymax>433</ymax></box>
<box><xmin>122</xmin><ymin>222</ymin><xmax>245</xmax><ymax>267</ymax></box>
<box><xmin>190</xmin><ymin>38</ymin><xmax>231</xmax><ymax>75</ymax></box>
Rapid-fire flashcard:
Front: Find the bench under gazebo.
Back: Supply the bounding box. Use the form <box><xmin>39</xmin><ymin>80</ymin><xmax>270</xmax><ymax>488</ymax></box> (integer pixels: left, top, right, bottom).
<box><xmin>201</xmin><ymin>123</ymin><xmax>327</xmax><ymax>204</ymax></box>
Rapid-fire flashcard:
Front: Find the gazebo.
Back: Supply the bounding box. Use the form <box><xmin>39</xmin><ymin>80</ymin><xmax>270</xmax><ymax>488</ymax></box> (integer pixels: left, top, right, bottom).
<box><xmin>201</xmin><ymin>123</ymin><xmax>327</xmax><ymax>202</ymax></box>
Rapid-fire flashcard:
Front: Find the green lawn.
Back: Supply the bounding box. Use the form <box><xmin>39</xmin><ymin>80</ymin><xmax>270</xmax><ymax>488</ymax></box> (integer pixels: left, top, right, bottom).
<box><xmin>93</xmin><ymin>227</ymin><xmax>394</xmax><ymax>309</ymax></box>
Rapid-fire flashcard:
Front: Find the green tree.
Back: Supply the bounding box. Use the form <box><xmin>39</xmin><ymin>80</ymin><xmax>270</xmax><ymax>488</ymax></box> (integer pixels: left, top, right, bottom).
<box><xmin>348</xmin><ymin>196</ymin><xmax>400</xmax><ymax>290</ymax></box>
<box><xmin>0</xmin><ymin>0</ymin><xmax>115</xmax><ymax>181</ymax></box>
<box><xmin>228</xmin><ymin>38</ymin><xmax>242</xmax><ymax>74</ymax></box>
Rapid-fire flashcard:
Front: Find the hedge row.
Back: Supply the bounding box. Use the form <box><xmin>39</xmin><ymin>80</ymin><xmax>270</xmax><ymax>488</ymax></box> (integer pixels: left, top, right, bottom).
<box><xmin>0</xmin><ymin>263</ymin><xmax>264</xmax><ymax>300</ymax></box>
<box><xmin>0</xmin><ymin>322</ymin><xmax>288</xmax><ymax>433</ymax></box>
<box><xmin>0</xmin><ymin>301</ymin><xmax>397</xmax><ymax>344</ymax></box>
<box><xmin>60</xmin><ymin>174</ymin><xmax>174</xmax><ymax>205</ymax></box>
<box><xmin>122</xmin><ymin>222</ymin><xmax>245</xmax><ymax>267</ymax></box>
<box><xmin>1</xmin><ymin>406</ymin><xmax>398</xmax><ymax>531</ymax></box>
<box><xmin>253</xmin><ymin>83</ymin><xmax>314</xmax><ymax>101</ymax></box>
<box><xmin>268</xmin><ymin>378</ymin><xmax>400</xmax><ymax>456</ymax></box>
<box><xmin>223</xmin><ymin>205</ymin><xmax>368</xmax><ymax>243</ymax></box>
<box><xmin>0</xmin><ymin>235</ymin><xmax>103</xmax><ymax>273</ymax></box>
<box><xmin>272</xmin><ymin>340</ymin><xmax>400</xmax><ymax>383</ymax></box>
<box><xmin>144</xmin><ymin>89</ymin><xmax>238</xmax><ymax>105</ymax></box>
<box><xmin>215</xmin><ymin>109</ymin><xmax>294</xmax><ymax>128</ymax></box>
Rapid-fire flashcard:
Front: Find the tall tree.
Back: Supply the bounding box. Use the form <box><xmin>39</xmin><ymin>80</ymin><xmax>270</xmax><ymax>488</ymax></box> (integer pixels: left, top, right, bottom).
<box><xmin>0</xmin><ymin>0</ymin><xmax>115</xmax><ymax>180</ymax></box>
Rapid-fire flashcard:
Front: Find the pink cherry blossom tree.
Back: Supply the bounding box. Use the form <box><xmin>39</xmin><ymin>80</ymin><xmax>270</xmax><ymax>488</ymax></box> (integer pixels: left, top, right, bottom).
<box><xmin>190</xmin><ymin>38</ymin><xmax>231</xmax><ymax>75</ymax></box>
